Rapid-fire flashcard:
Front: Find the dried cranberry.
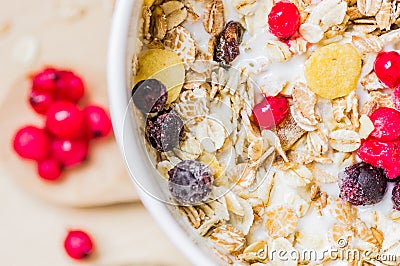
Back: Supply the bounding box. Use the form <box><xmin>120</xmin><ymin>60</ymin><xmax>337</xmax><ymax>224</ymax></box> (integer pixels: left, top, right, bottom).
<box><xmin>146</xmin><ymin>109</ymin><xmax>184</xmax><ymax>152</ymax></box>
<box><xmin>168</xmin><ymin>160</ymin><xmax>214</xmax><ymax>204</ymax></box>
<box><xmin>253</xmin><ymin>96</ymin><xmax>289</xmax><ymax>129</ymax></box>
<box><xmin>358</xmin><ymin>138</ymin><xmax>400</xmax><ymax>179</ymax></box>
<box><xmin>215</xmin><ymin>21</ymin><xmax>245</xmax><ymax>64</ymax></box>
<box><xmin>132</xmin><ymin>79</ymin><xmax>168</xmax><ymax>113</ymax></box>
<box><xmin>339</xmin><ymin>162</ymin><xmax>387</xmax><ymax>206</ymax></box>
<box><xmin>369</xmin><ymin>107</ymin><xmax>400</xmax><ymax>141</ymax></box>
<box><xmin>268</xmin><ymin>2</ymin><xmax>301</xmax><ymax>40</ymax></box>
<box><xmin>374</xmin><ymin>51</ymin><xmax>400</xmax><ymax>88</ymax></box>
<box><xmin>392</xmin><ymin>182</ymin><xmax>400</xmax><ymax>211</ymax></box>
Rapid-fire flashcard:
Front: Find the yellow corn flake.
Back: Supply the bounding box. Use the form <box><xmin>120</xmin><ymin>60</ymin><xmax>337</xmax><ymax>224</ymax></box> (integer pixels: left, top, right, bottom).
<box><xmin>305</xmin><ymin>43</ymin><xmax>362</xmax><ymax>99</ymax></box>
<box><xmin>135</xmin><ymin>49</ymin><xmax>185</xmax><ymax>104</ymax></box>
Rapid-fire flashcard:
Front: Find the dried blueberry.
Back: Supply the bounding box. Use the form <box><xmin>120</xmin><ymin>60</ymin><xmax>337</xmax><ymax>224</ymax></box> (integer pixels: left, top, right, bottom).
<box><xmin>132</xmin><ymin>79</ymin><xmax>168</xmax><ymax>113</ymax></box>
<box><xmin>168</xmin><ymin>160</ymin><xmax>214</xmax><ymax>205</ymax></box>
<box><xmin>146</xmin><ymin>109</ymin><xmax>184</xmax><ymax>152</ymax></box>
<box><xmin>392</xmin><ymin>182</ymin><xmax>400</xmax><ymax>211</ymax></box>
<box><xmin>339</xmin><ymin>162</ymin><xmax>387</xmax><ymax>206</ymax></box>
<box><xmin>215</xmin><ymin>21</ymin><xmax>245</xmax><ymax>65</ymax></box>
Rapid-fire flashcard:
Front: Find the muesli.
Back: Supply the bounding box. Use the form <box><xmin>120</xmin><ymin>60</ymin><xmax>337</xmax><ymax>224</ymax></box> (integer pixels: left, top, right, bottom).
<box><xmin>131</xmin><ymin>0</ymin><xmax>400</xmax><ymax>264</ymax></box>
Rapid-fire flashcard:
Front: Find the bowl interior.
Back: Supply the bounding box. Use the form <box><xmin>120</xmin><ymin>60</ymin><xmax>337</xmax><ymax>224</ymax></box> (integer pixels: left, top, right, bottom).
<box><xmin>107</xmin><ymin>1</ymin><xmax>222</xmax><ymax>265</ymax></box>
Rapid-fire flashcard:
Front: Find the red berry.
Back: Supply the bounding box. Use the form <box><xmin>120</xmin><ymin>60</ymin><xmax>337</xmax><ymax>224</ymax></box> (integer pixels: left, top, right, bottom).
<box><xmin>253</xmin><ymin>96</ymin><xmax>289</xmax><ymax>129</ymax></box>
<box><xmin>51</xmin><ymin>139</ymin><xmax>89</xmax><ymax>167</ymax></box>
<box><xmin>29</xmin><ymin>90</ymin><xmax>54</xmax><ymax>115</ymax></box>
<box><xmin>374</xmin><ymin>51</ymin><xmax>400</xmax><ymax>88</ymax></box>
<box><xmin>32</xmin><ymin>68</ymin><xmax>58</xmax><ymax>93</ymax></box>
<box><xmin>369</xmin><ymin>107</ymin><xmax>400</xmax><ymax>141</ymax></box>
<box><xmin>55</xmin><ymin>71</ymin><xmax>85</xmax><ymax>103</ymax></box>
<box><xmin>37</xmin><ymin>158</ymin><xmax>62</xmax><ymax>181</ymax></box>
<box><xmin>46</xmin><ymin>101</ymin><xmax>85</xmax><ymax>140</ymax></box>
<box><xmin>83</xmin><ymin>105</ymin><xmax>112</xmax><ymax>139</ymax></box>
<box><xmin>13</xmin><ymin>126</ymin><xmax>50</xmax><ymax>161</ymax></box>
<box><xmin>64</xmin><ymin>230</ymin><xmax>94</xmax><ymax>260</ymax></box>
<box><xmin>358</xmin><ymin>137</ymin><xmax>400</xmax><ymax>179</ymax></box>
<box><xmin>268</xmin><ymin>2</ymin><xmax>300</xmax><ymax>40</ymax></box>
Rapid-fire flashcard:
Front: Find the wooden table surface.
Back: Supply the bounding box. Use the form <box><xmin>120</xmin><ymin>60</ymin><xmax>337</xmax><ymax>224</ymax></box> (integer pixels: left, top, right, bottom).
<box><xmin>0</xmin><ymin>1</ymin><xmax>190</xmax><ymax>265</ymax></box>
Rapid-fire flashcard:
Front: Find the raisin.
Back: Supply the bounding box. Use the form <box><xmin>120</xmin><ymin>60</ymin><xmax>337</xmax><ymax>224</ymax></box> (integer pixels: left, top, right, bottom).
<box><xmin>132</xmin><ymin>79</ymin><xmax>168</xmax><ymax>113</ymax></box>
<box><xmin>168</xmin><ymin>160</ymin><xmax>214</xmax><ymax>205</ymax></box>
<box><xmin>214</xmin><ymin>21</ymin><xmax>245</xmax><ymax>65</ymax></box>
<box><xmin>145</xmin><ymin>109</ymin><xmax>184</xmax><ymax>152</ymax></box>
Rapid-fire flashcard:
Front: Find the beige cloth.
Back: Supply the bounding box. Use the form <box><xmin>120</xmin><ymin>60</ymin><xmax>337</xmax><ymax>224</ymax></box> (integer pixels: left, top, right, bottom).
<box><xmin>0</xmin><ymin>0</ymin><xmax>190</xmax><ymax>265</ymax></box>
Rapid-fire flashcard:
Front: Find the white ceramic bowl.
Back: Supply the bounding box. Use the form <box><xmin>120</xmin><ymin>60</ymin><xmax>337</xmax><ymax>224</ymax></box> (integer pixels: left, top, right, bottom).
<box><xmin>107</xmin><ymin>1</ymin><xmax>220</xmax><ymax>265</ymax></box>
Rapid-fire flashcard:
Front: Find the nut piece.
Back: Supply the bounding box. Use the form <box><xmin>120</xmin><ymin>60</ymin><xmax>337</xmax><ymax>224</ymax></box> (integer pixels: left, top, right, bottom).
<box><xmin>203</xmin><ymin>0</ymin><xmax>225</xmax><ymax>35</ymax></box>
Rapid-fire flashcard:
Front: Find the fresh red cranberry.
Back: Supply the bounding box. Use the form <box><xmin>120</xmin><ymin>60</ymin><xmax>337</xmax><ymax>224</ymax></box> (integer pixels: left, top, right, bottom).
<box><xmin>374</xmin><ymin>51</ymin><xmax>400</xmax><ymax>88</ymax></box>
<box><xmin>51</xmin><ymin>139</ymin><xmax>89</xmax><ymax>167</ymax></box>
<box><xmin>64</xmin><ymin>230</ymin><xmax>94</xmax><ymax>260</ymax></box>
<box><xmin>37</xmin><ymin>158</ymin><xmax>62</xmax><ymax>181</ymax></box>
<box><xmin>370</xmin><ymin>107</ymin><xmax>400</xmax><ymax>141</ymax></box>
<box><xmin>13</xmin><ymin>126</ymin><xmax>50</xmax><ymax>161</ymax></box>
<box><xmin>29</xmin><ymin>90</ymin><xmax>54</xmax><ymax>115</ymax></box>
<box><xmin>45</xmin><ymin>101</ymin><xmax>85</xmax><ymax>139</ymax></box>
<box><xmin>31</xmin><ymin>68</ymin><xmax>58</xmax><ymax>93</ymax></box>
<box><xmin>358</xmin><ymin>137</ymin><xmax>400</xmax><ymax>179</ymax></box>
<box><xmin>268</xmin><ymin>2</ymin><xmax>300</xmax><ymax>40</ymax></box>
<box><xmin>83</xmin><ymin>105</ymin><xmax>112</xmax><ymax>139</ymax></box>
<box><xmin>252</xmin><ymin>96</ymin><xmax>289</xmax><ymax>129</ymax></box>
<box><xmin>55</xmin><ymin>71</ymin><xmax>85</xmax><ymax>103</ymax></box>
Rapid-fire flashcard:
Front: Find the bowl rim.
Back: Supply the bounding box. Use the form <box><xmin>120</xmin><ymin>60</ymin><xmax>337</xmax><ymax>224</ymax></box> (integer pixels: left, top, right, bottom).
<box><xmin>107</xmin><ymin>1</ymin><xmax>218</xmax><ymax>265</ymax></box>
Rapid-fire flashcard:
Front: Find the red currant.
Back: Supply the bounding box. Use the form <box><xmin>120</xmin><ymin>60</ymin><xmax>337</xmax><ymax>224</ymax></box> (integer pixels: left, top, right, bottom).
<box><xmin>45</xmin><ymin>101</ymin><xmax>85</xmax><ymax>140</ymax></box>
<box><xmin>370</xmin><ymin>107</ymin><xmax>400</xmax><ymax>141</ymax></box>
<box><xmin>253</xmin><ymin>96</ymin><xmax>289</xmax><ymax>129</ymax></box>
<box><xmin>268</xmin><ymin>2</ymin><xmax>300</xmax><ymax>40</ymax></box>
<box><xmin>31</xmin><ymin>68</ymin><xmax>58</xmax><ymax>93</ymax></box>
<box><xmin>55</xmin><ymin>71</ymin><xmax>85</xmax><ymax>103</ymax></box>
<box><xmin>37</xmin><ymin>158</ymin><xmax>63</xmax><ymax>181</ymax></box>
<box><xmin>64</xmin><ymin>230</ymin><xmax>94</xmax><ymax>260</ymax></box>
<box><xmin>374</xmin><ymin>51</ymin><xmax>400</xmax><ymax>88</ymax></box>
<box><xmin>13</xmin><ymin>126</ymin><xmax>50</xmax><ymax>161</ymax></box>
<box><xmin>51</xmin><ymin>139</ymin><xmax>89</xmax><ymax>167</ymax></box>
<box><xmin>29</xmin><ymin>90</ymin><xmax>54</xmax><ymax>115</ymax></box>
<box><xmin>83</xmin><ymin>105</ymin><xmax>112</xmax><ymax>139</ymax></box>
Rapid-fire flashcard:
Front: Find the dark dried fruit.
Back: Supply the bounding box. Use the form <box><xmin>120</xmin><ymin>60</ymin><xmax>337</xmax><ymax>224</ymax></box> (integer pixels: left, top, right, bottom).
<box><xmin>168</xmin><ymin>160</ymin><xmax>214</xmax><ymax>204</ymax></box>
<box><xmin>146</xmin><ymin>109</ymin><xmax>184</xmax><ymax>152</ymax></box>
<box><xmin>214</xmin><ymin>21</ymin><xmax>245</xmax><ymax>65</ymax></box>
<box><xmin>392</xmin><ymin>182</ymin><xmax>400</xmax><ymax>211</ymax></box>
<box><xmin>339</xmin><ymin>162</ymin><xmax>387</xmax><ymax>206</ymax></box>
<box><xmin>132</xmin><ymin>79</ymin><xmax>168</xmax><ymax>113</ymax></box>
